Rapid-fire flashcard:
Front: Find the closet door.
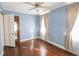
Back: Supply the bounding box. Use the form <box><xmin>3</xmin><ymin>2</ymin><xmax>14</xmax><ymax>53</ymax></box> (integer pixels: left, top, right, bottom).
<box><xmin>4</xmin><ymin>15</ymin><xmax>15</xmax><ymax>47</ymax></box>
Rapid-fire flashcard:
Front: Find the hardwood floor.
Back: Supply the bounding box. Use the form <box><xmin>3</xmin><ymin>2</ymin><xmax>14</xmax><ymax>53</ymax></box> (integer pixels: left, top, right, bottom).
<box><xmin>4</xmin><ymin>38</ymin><xmax>76</xmax><ymax>56</ymax></box>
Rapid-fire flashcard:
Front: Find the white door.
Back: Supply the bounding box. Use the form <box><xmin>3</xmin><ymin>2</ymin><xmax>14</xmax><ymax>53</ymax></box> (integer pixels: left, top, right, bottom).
<box><xmin>3</xmin><ymin>15</ymin><xmax>15</xmax><ymax>47</ymax></box>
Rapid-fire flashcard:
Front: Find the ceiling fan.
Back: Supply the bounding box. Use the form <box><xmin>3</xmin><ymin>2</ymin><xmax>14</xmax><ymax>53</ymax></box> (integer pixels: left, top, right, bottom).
<box><xmin>24</xmin><ymin>2</ymin><xmax>50</xmax><ymax>11</ymax></box>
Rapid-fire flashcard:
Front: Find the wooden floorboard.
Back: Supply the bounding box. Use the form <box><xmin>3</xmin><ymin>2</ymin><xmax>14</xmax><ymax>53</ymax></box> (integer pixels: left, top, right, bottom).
<box><xmin>3</xmin><ymin>38</ymin><xmax>76</xmax><ymax>56</ymax></box>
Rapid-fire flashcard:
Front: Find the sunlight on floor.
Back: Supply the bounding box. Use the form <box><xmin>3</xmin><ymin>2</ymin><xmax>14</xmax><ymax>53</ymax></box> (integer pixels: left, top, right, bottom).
<box><xmin>30</xmin><ymin>28</ymin><xmax>34</xmax><ymax>49</ymax></box>
<box><xmin>40</xmin><ymin>45</ymin><xmax>46</xmax><ymax>56</ymax></box>
<box><xmin>31</xmin><ymin>39</ymin><xmax>34</xmax><ymax>49</ymax></box>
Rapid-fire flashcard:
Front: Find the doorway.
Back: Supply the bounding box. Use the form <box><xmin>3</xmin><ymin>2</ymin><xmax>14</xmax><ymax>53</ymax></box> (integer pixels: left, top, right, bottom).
<box><xmin>3</xmin><ymin>15</ymin><xmax>20</xmax><ymax>47</ymax></box>
<box><xmin>14</xmin><ymin>16</ymin><xmax>20</xmax><ymax>47</ymax></box>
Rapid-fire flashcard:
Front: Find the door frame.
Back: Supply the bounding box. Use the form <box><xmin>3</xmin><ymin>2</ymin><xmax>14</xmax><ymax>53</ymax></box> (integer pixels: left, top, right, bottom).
<box><xmin>14</xmin><ymin>16</ymin><xmax>20</xmax><ymax>47</ymax></box>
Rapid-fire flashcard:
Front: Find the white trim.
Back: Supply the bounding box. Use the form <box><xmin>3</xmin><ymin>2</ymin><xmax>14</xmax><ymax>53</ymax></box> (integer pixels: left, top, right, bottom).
<box><xmin>40</xmin><ymin>2</ymin><xmax>75</xmax><ymax>15</ymax></box>
<box><xmin>20</xmin><ymin>38</ymin><xmax>30</xmax><ymax>42</ymax></box>
<box><xmin>38</xmin><ymin>37</ymin><xmax>79</xmax><ymax>56</ymax></box>
<box><xmin>48</xmin><ymin>41</ymin><xmax>79</xmax><ymax>55</ymax></box>
<box><xmin>20</xmin><ymin>37</ymin><xmax>40</xmax><ymax>42</ymax></box>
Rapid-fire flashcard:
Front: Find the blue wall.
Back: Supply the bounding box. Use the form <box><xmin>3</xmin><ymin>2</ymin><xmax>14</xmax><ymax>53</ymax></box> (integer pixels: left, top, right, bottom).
<box><xmin>19</xmin><ymin>14</ymin><xmax>40</xmax><ymax>39</ymax></box>
<box><xmin>5</xmin><ymin>10</ymin><xmax>40</xmax><ymax>40</ymax></box>
<box><xmin>35</xmin><ymin>16</ymin><xmax>40</xmax><ymax>37</ymax></box>
<box><xmin>48</xmin><ymin>6</ymin><xmax>67</xmax><ymax>46</ymax></box>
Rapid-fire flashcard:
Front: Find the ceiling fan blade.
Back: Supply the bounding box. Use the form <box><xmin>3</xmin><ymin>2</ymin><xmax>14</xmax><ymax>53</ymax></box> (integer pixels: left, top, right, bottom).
<box><xmin>36</xmin><ymin>2</ymin><xmax>44</xmax><ymax>5</ymax></box>
<box><xmin>28</xmin><ymin>7</ymin><xmax>36</xmax><ymax>11</ymax></box>
<box><xmin>24</xmin><ymin>2</ymin><xmax>35</xmax><ymax>6</ymax></box>
<box><xmin>38</xmin><ymin>5</ymin><xmax>50</xmax><ymax>9</ymax></box>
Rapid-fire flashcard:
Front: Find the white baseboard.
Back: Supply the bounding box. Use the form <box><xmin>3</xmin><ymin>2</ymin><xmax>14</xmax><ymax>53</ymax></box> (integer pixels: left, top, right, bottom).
<box><xmin>37</xmin><ymin>37</ymin><xmax>79</xmax><ymax>55</ymax></box>
<box><xmin>42</xmin><ymin>39</ymin><xmax>79</xmax><ymax>55</ymax></box>
<box><xmin>20</xmin><ymin>37</ymin><xmax>40</xmax><ymax>42</ymax></box>
<box><xmin>20</xmin><ymin>38</ymin><xmax>31</xmax><ymax>42</ymax></box>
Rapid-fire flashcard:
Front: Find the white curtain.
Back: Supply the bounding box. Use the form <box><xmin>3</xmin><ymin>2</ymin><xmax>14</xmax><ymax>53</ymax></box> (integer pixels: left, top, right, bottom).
<box><xmin>70</xmin><ymin>13</ymin><xmax>79</xmax><ymax>53</ymax></box>
<box><xmin>66</xmin><ymin>3</ymin><xmax>79</xmax><ymax>50</ymax></box>
<box><xmin>40</xmin><ymin>14</ymin><xmax>48</xmax><ymax>41</ymax></box>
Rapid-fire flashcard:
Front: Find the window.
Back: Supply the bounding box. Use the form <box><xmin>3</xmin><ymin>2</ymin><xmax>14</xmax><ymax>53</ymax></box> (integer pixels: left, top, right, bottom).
<box><xmin>70</xmin><ymin>13</ymin><xmax>79</xmax><ymax>52</ymax></box>
<box><xmin>40</xmin><ymin>16</ymin><xmax>46</xmax><ymax>39</ymax></box>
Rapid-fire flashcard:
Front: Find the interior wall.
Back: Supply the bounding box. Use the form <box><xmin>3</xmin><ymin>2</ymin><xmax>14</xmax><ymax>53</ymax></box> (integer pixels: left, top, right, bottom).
<box><xmin>48</xmin><ymin>6</ymin><xmax>67</xmax><ymax>47</ymax></box>
<box><xmin>4</xmin><ymin>10</ymin><xmax>40</xmax><ymax>40</ymax></box>
<box><xmin>0</xmin><ymin>18</ymin><xmax>3</xmax><ymax>55</ymax></box>
<box><xmin>19</xmin><ymin>14</ymin><xmax>36</xmax><ymax>39</ymax></box>
<box><xmin>0</xmin><ymin>12</ymin><xmax>4</xmax><ymax>55</ymax></box>
<box><xmin>35</xmin><ymin>16</ymin><xmax>40</xmax><ymax>37</ymax></box>
<box><xmin>0</xmin><ymin>6</ymin><xmax>67</xmax><ymax>46</ymax></box>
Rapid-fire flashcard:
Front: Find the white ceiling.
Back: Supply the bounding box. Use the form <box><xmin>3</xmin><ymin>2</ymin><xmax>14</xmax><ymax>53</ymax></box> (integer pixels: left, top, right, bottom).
<box><xmin>0</xmin><ymin>2</ymin><xmax>74</xmax><ymax>15</ymax></box>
